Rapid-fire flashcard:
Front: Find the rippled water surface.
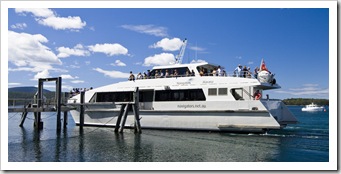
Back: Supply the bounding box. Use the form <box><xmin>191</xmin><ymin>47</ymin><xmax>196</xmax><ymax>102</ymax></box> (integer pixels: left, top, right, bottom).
<box><xmin>8</xmin><ymin>106</ymin><xmax>329</xmax><ymax>162</ymax></box>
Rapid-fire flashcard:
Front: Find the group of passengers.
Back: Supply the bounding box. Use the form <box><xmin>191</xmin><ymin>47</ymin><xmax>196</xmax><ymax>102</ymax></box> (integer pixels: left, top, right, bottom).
<box><xmin>198</xmin><ymin>66</ymin><xmax>226</xmax><ymax>77</ymax></box>
<box><xmin>234</xmin><ymin>64</ymin><xmax>255</xmax><ymax>78</ymax></box>
<box><xmin>129</xmin><ymin>69</ymin><xmax>196</xmax><ymax>81</ymax></box>
<box><xmin>69</xmin><ymin>87</ymin><xmax>93</xmax><ymax>97</ymax></box>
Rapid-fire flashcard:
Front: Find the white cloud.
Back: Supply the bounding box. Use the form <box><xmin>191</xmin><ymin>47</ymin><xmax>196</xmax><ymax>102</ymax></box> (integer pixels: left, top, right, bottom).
<box><xmin>10</xmin><ymin>23</ymin><xmax>27</xmax><ymax>30</ymax></box>
<box><xmin>33</xmin><ymin>69</ymin><xmax>50</xmax><ymax>80</ymax></box>
<box><xmin>8</xmin><ymin>30</ymin><xmax>61</xmax><ymax>69</ymax></box>
<box><xmin>9</xmin><ymin>83</ymin><xmax>22</xmax><ymax>86</ymax></box>
<box><xmin>37</xmin><ymin>16</ymin><xmax>86</xmax><ymax>31</ymax></box>
<box><xmin>121</xmin><ymin>24</ymin><xmax>168</xmax><ymax>37</ymax></box>
<box><xmin>71</xmin><ymin>80</ymin><xmax>85</xmax><ymax>84</ymax></box>
<box><xmin>88</xmin><ymin>43</ymin><xmax>128</xmax><ymax>56</ymax></box>
<box><xmin>15</xmin><ymin>8</ymin><xmax>86</xmax><ymax>31</ymax></box>
<box><xmin>61</xmin><ymin>74</ymin><xmax>78</xmax><ymax>79</ymax></box>
<box><xmin>15</xmin><ymin>8</ymin><xmax>54</xmax><ymax>18</ymax></box>
<box><xmin>149</xmin><ymin>38</ymin><xmax>183</xmax><ymax>51</ymax></box>
<box><xmin>93</xmin><ymin>68</ymin><xmax>130</xmax><ymax>79</ymax></box>
<box><xmin>57</xmin><ymin>44</ymin><xmax>90</xmax><ymax>58</ymax></box>
<box><xmin>85</xmin><ymin>61</ymin><xmax>91</xmax><ymax>65</ymax></box>
<box><xmin>111</xmin><ymin>60</ymin><xmax>126</xmax><ymax>67</ymax></box>
<box><xmin>190</xmin><ymin>59</ymin><xmax>207</xmax><ymax>64</ymax></box>
<box><xmin>189</xmin><ymin>46</ymin><xmax>205</xmax><ymax>51</ymax></box>
<box><xmin>143</xmin><ymin>53</ymin><xmax>175</xmax><ymax>66</ymax></box>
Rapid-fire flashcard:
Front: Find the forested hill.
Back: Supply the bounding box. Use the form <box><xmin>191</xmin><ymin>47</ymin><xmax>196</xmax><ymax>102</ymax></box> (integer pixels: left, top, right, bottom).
<box><xmin>282</xmin><ymin>98</ymin><xmax>329</xmax><ymax>106</ymax></box>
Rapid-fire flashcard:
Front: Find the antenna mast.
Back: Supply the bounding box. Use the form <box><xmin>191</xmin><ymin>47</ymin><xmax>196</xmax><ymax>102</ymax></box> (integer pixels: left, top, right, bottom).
<box><xmin>175</xmin><ymin>38</ymin><xmax>187</xmax><ymax>64</ymax></box>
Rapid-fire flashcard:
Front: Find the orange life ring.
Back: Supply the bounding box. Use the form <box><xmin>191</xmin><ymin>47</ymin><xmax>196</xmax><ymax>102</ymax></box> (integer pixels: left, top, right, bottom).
<box><xmin>255</xmin><ymin>93</ymin><xmax>262</xmax><ymax>100</ymax></box>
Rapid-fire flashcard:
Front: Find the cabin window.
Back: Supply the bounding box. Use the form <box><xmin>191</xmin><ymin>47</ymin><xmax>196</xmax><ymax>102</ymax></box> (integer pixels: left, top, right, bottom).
<box><xmin>231</xmin><ymin>88</ymin><xmax>243</xmax><ymax>100</ymax></box>
<box><xmin>218</xmin><ymin>88</ymin><xmax>228</xmax><ymax>95</ymax></box>
<box><xmin>208</xmin><ymin>88</ymin><xmax>217</xmax><ymax>96</ymax></box>
<box><xmin>96</xmin><ymin>91</ymin><xmax>133</xmax><ymax>102</ymax></box>
<box><xmin>139</xmin><ymin>90</ymin><xmax>154</xmax><ymax>102</ymax></box>
<box><xmin>155</xmin><ymin>89</ymin><xmax>206</xmax><ymax>101</ymax></box>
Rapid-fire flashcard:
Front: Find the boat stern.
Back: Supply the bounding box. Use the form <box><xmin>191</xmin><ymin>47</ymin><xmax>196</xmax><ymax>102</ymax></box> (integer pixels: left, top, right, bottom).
<box><xmin>261</xmin><ymin>100</ymin><xmax>298</xmax><ymax>126</ymax></box>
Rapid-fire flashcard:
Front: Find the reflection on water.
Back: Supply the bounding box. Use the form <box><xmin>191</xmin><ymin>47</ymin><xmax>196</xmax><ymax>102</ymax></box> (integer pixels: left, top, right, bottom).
<box><xmin>8</xmin><ymin>107</ymin><xmax>328</xmax><ymax>162</ymax></box>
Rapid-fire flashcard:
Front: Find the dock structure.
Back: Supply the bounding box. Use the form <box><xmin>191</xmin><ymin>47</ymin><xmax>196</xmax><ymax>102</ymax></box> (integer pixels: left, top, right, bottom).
<box><xmin>9</xmin><ymin>77</ymin><xmax>142</xmax><ymax>134</ymax></box>
<box><xmin>9</xmin><ymin>77</ymin><xmax>74</xmax><ymax>131</ymax></box>
<box><xmin>114</xmin><ymin>87</ymin><xmax>141</xmax><ymax>133</ymax></box>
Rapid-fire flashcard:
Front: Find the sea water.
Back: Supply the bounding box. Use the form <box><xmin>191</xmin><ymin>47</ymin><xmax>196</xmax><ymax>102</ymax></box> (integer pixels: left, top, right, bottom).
<box><xmin>7</xmin><ymin>106</ymin><xmax>328</xmax><ymax>162</ymax></box>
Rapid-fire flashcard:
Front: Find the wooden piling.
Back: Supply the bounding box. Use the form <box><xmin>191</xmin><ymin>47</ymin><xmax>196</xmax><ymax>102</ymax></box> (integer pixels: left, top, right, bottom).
<box><xmin>119</xmin><ymin>104</ymin><xmax>129</xmax><ymax>133</ymax></box>
<box><xmin>114</xmin><ymin>104</ymin><xmax>126</xmax><ymax>132</ymax></box>
<box><xmin>56</xmin><ymin>77</ymin><xmax>62</xmax><ymax>131</ymax></box>
<box><xmin>79</xmin><ymin>91</ymin><xmax>85</xmax><ymax>130</ymax></box>
<box><xmin>133</xmin><ymin>87</ymin><xmax>141</xmax><ymax>133</ymax></box>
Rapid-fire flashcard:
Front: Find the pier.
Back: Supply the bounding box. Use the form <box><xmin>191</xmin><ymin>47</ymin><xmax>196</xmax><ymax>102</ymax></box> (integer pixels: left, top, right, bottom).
<box><xmin>8</xmin><ymin>77</ymin><xmax>142</xmax><ymax>134</ymax></box>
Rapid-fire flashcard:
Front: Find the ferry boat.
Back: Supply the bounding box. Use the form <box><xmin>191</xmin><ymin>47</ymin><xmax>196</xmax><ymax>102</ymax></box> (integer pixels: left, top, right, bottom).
<box><xmin>68</xmin><ymin>41</ymin><xmax>297</xmax><ymax>133</ymax></box>
<box><xmin>302</xmin><ymin>103</ymin><xmax>325</xmax><ymax>112</ymax></box>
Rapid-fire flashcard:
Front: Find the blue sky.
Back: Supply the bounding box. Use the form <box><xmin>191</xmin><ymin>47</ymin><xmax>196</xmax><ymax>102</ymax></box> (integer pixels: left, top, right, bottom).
<box><xmin>7</xmin><ymin>7</ymin><xmax>330</xmax><ymax>99</ymax></box>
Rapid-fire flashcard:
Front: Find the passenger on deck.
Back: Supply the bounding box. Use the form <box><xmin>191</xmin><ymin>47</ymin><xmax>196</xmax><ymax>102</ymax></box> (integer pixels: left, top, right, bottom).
<box><xmin>191</xmin><ymin>70</ymin><xmax>195</xmax><ymax>76</ymax></box>
<box><xmin>242</xmin><ymin>66</ymin><xmax>248</xmax><ymax>78</ymax></box>
<box><xmin>147</xmin><ymin>70</ymin><xmax>151</xmax><ymax>79</ymax></box>
<box><xmin>155</xmin><ymin>70</ymin><xmax>159</xmax><ymax>78</ymax></box>
<box><xmin>212</xmin><ymin>68</ymin><xmax>217</xmax><ymax>76</ymax></box>
<box><xmin>186</xmin><ymin>69</ymin><xmax>190</xmax><ymax>76</ymax></box>
<box><xmin>165</xmin><ymin>69</ymin><xmax>170</xmax><ymax>78</ymax></box>
<box><xmin>160</xmin><ymin>70</ymin><xmax>164</xmax><ymax>78</ymax></box>
<box><xmin>234</xmin><ymin>64</ymin><xmax>242</xmax><ymax>77</ymax></box>
<box><xmin>143</xmin><ymin>72</ymin><xmax>148</xmax><ymax>79</ymax></box>
<box><xmin>199</xmin><ymin>67</ymin><xmax>204</xmax><ymax>76</ymax></box>
<box><xmin>173</xmin><ymin>69</ymin><xmax>179</xmax><ymax>77</ymax></box>
<box><xmin>254</xmin><ymin>67</ymin><xmax>259</xmax><ymax>79</ymax></box>
<box><xmin>128</xmin><ymin>71</ymin><xmax>135</xmax><ymax>81</ymax></box>
<box><xmin>246</xmin><ymin>67</ymin><xmax>252</xmax><ymax>78</ymax></box>
<box><xmin>136</xmin><ymin>72</ymin><xmax>143</xmax><ymax>80</ymax></box>
<box><xmin>217</xmin><ymin>66</ymin><xmax>222</xmax><ymax>76</ymax></box>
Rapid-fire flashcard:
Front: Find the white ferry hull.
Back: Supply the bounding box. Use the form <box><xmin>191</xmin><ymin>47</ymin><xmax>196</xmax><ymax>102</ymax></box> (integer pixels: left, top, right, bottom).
<box><xmin>70</xmin><ymin>109</ymin><xmax>281</xmax><ymax>133</ymax></box>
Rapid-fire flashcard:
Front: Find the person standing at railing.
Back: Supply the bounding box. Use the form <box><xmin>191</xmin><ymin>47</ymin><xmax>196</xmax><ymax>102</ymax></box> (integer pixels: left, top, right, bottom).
<box><xmin>254</xmin><ymin>66</ymin><xmax>259</xmax><ymax>79</ymax></box>
<box><xmin>234</xmin><ymin>64</ymin><xmax>242</xmax><ymax>77</ymax></box>
<box><xmin>246</xmin><ymin>67</ymin><xmax>252</xmax><ymax>78</ymax></box>
<box><xmin>217</xmin><ymin>66</ymin><xmax>222</xmax><ymax>76</ymax></box>
<box><xmin>242</xmin><ymin>66</ymin><xmax>248</xmax><ymax>78</ymax></box>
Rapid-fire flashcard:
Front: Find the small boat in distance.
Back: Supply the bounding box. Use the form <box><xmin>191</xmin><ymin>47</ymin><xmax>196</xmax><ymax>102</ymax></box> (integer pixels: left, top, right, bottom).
<box><xmin>302</xmin><ymin>103</ymin><xmax>325</xmax><ymax>112</ymax></box>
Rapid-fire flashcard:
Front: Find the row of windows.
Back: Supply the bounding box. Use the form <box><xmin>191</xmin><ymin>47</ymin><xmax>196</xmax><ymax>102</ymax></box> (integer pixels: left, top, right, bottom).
<box><xmin>208</xmin><ymin>88</ymin><xmax>228</xmax><ymax>96</ymax></box>
<box><xmin>94</xmin><ymin>88</ymin><xmax>231</xmax><ymax>103</ymax></box>
<box><xmin>94</xmin><ymin>89</ymin><xmax>206</xmax><ymax>102</ymax></box>
<box><xmin>155</xmin><ymin>89</ymin><xmax>206</xmax><ymax>101</ymax></box>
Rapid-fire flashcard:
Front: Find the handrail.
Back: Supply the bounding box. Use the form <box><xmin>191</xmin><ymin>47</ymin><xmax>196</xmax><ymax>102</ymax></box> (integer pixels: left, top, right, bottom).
<box><xmin>134</xmin><ymin>72</ymin><xmax>257</xmax><ymax>80</ymax></box>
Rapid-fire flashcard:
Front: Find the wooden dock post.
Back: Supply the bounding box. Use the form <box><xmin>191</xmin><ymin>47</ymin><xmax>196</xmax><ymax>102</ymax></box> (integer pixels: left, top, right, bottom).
<box><xmin>133</xmin><ymin>87</ymin><xmax>141</xmax><ymax>133</ymax></box>
<box><xmin>119</xmin><ymin>104</ymin><xmax>129</xmax><ymax>133</ymax></box>
<box><xmin>79</xmin><ymin>91</ymin><xmax>85</xmax><ymax>130</ymax></box>
<box><xmin>56</xmin><ymin>77</ymin><xmax>62</xmax><ymax>131</ymax></box>
<box><xmin>19</xmin><ymin>104</ymin><xmax>30</xmax><ymax>127</ymax></box>
<box><xmin>34</xmin><ymin>79</ymin><xmax>44</xmax><ymax>130</ymax></box>
<box><xmin>114</xmin><ymin>104</ymin><xmax>127</xmax><ymax>132</ymax></box>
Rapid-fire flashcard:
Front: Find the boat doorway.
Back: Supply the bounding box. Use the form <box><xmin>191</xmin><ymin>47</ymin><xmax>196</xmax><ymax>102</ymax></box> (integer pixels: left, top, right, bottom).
<box><xmin>139</xmin><ymin>90</ymin><xmax>154</xmax><ymax>110</ymax></box>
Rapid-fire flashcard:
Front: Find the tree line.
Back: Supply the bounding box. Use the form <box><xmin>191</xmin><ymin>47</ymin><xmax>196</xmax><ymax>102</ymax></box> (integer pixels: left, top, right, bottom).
<box><xmin>282</xmin><ymin>98</ymin><xmax>329</xmax><ymax>106</ymax></box>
